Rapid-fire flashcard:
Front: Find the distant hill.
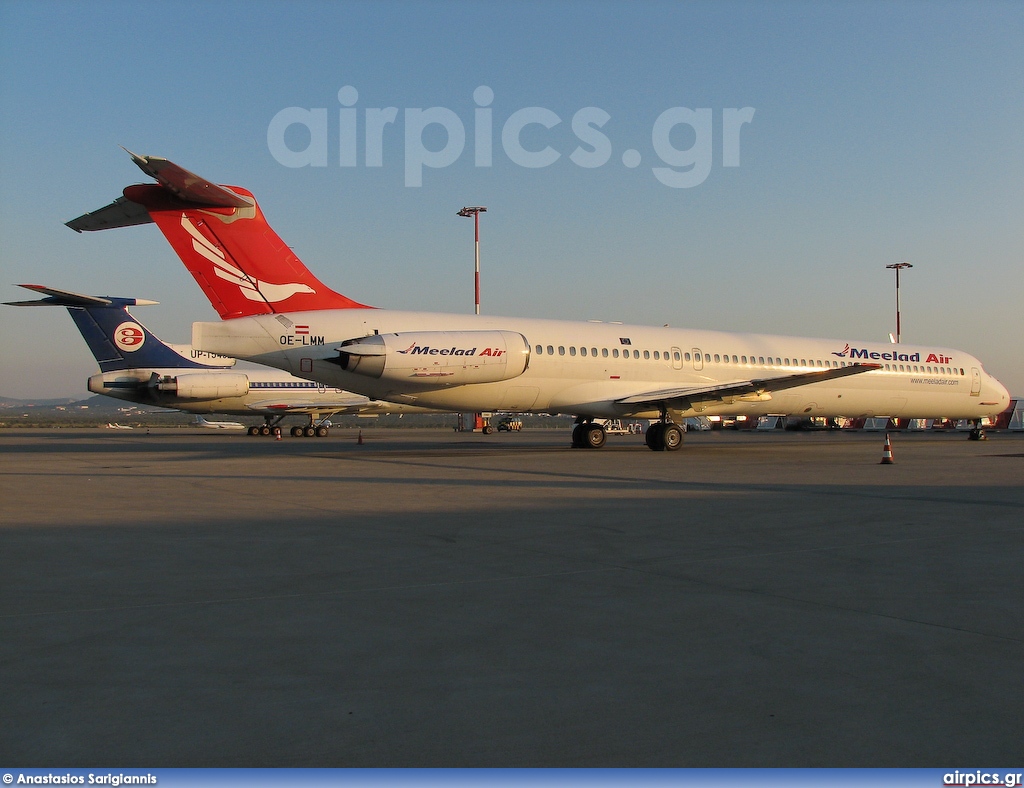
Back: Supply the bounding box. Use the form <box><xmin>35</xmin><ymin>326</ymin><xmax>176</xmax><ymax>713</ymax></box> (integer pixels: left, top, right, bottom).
<box><xmin>0</xmin><ymin>395</ymin><xmax>80</xmax><ymax>408</ymax></box>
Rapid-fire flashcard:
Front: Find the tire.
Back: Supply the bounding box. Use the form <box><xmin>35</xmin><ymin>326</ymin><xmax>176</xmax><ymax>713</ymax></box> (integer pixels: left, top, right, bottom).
<box><xmin>482</xmin><ymin>425</ymin><xmax>494</xmax><ymax>435</ymax></box>
<box><xmin>248</xmin><ymin>426</ymin><xmax>260</xmax><ymax>436</ymax></box>
<box><xmin>584</xmin><ymin>424</ymin><xmax>607</xmax><ymax>449</ymax></box>
<box><xmin>315</xmin><ymin>425</ymin><xmax>329</xmax><ymax>438</ymax></box>
<box><xmin>645</xmin><ymin>423</ymin><xmax>665</xmax><ymax>451</ymax></box>
<box><xmin>662</xmin><ymin>423</ymin><xmax>684</xmax><ymax>451</ymax></box>
<box><xmin>571</xmin><ymin>424</ymin><xmax>585</xmax><ymax>448</ymax></box>
<box><xmin>304</xmin><ymin>426</ymin><xmax>316</xmax><ymax>438</ymax></box>
<box><xmin>290</xmin><ymin>426</ymin><xmax>302</xmax><ymax>437</ymax></box>
<box><xmin>259</xmin><ymin>425</ymin><xmax>271</xmax><ymax>436</ymax></box>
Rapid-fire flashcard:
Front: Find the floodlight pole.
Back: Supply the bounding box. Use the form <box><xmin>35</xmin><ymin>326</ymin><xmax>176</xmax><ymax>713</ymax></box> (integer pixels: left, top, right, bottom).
<box><xmin>886</xmin><ymin>262</ymin><xmax>913</xmax><ymax>343</ymax></box>
<box><xmin>458</xmin><ymin>206</ymin><xmax>487</xmax><ymax>315</ymax></box>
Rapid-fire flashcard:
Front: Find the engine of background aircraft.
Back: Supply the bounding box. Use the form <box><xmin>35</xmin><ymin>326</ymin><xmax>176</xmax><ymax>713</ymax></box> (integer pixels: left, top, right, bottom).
<box><xmin>336</xmin><ymin>330</ymin><xmax>530</xmax><ymax>387</ymax></box>
<box><xmin>153</xmin><ymin>372</ymin><xmax>250</xmax><ymax>399</ymax></box>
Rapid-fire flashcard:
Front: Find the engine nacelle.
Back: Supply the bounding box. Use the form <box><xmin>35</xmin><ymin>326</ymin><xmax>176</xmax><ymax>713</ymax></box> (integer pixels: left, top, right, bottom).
<box><xmin>156</xmin><ymin>372</ymin><xmax>250</xmax><ymax>399</ymax></box>
<box><xmin>337</xmin><ymin>330</ymin><xmax>530</xmax><ymax>386</ymax></box>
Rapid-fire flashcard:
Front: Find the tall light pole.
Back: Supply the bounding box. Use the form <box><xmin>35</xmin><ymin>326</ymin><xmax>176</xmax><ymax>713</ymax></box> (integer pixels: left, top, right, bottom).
<box><xmin>458</xmin><ymin>206</ymin><xmax>487</xmax><ymax>315</ymax></box>
<box><xmin>886</xmin><ymin>262</ymin><xmax>913</xmax><ymax>343</ymax></box>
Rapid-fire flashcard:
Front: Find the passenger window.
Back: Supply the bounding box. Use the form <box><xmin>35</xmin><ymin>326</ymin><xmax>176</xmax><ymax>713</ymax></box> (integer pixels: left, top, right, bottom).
<box><xmin>705</xmin><ymin>354</ymin><xmax>711</xmax><ymax>363</ymax></box>
<box><xmin>633</xmin><ymin>350</ymin><xmax>640</xmax><ymax>359</ymax></box>
<box><xmin>602</xmin><ymin>348</ymin><xmax>609</xmax><ymax>358</ymax></box>
<box><xmin>570</xmin><ymin>346</ymin><xmax>577</xmax><ymax>357</ymax></box>
<box><xmin>580</xmin><ymin>347</ymin><xmax>587</xmax><ymax>357</ymax></box>
<box><xmin>592</xmin><ymin>348</ymin><xmax>598</xmax><ymax>357</ymax></box>
<box><xmin>732</xmin><ymin>355</ymin><xmax>738</xmax><ymax>363</ymax></box>
<box><xmin>558</xmin><ymin>346</ymin><xmax>565</xmax><ymax>356</ymax></box>
<box><xmin>644</xmin><ymin>350</ymin><xmax>650</xmax><ymax>360</ymax></box>
<box><xmin>741</xmin><ymin>356</ymin><xmax>747</xmax><ymax>364</ymax></box>
<box><xmin>547</xmin><ymin>345</ymin><xmax>554</xmax><ymax>355</ymax></box>
<box><xmin>758</xmin><ymin>356</ymin><xmax>764</xmax><ymax>365</ymax></box>
<box><xmin>613</xmin><ymin>348</ymin><xmax>619</xmax><ymax>358</ymax></box>
<box><xmin>714</xmin><ymin>354</ymin><xmax>721</xmax><ymax>363</ymax></box>
<box><xmin>675</xmin><ymin>351</ymin><xmax>682</xmax><ymax>361</ymax></box>
<box><xmin>535</xmin><ymin>345</ymin><xmax>543</xmax><ymax>355</ymax></box>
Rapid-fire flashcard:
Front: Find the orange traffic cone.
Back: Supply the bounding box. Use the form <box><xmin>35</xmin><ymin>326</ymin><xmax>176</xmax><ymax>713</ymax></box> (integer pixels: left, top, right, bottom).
<box><xmin>275</xmin><ymin>428</ymin><xmax>282</xmax><ymax>441</ymax></box>
<box><xmin>357</xmin><ymin>429</ymin><xmax>364</xmax><ymax>445</ymax></box>
<box><xmin>880</xmin><ymin>433</ymin><xmax>894</xmax><ymax>464</ymax></box>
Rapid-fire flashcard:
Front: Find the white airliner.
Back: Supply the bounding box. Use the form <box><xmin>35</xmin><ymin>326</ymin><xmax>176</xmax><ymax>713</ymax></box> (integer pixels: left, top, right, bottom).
<box><xmin>194</xmin><ymin>415</ymin><xmax>245</xmax><ymax>430</ymax></box>
<box><xmin>67</xmin><ymin>152</ymin><xmax>1011</xmax><ymax>450</ymax></box>
<box><xmin>5</xmin><ymin>284</ymin><xmax>431</xmax><ymax>437</ymax></box>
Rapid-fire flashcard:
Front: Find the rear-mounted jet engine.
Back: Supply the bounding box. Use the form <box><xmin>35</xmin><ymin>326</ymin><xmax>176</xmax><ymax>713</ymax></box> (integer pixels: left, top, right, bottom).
<box><xmin>335</xmin><ymin>330</ymin><xmax>530</xmax><ymax>387</ymax></box>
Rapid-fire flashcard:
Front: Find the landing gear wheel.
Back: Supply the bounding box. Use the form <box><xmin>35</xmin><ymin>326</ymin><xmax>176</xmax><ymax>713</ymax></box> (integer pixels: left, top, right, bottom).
<box><xmin>259</xmin><ymin>425</ymin><xmax>272</xmax><ymax>436</ymax></box>
<box><xmin>248</xmin><ymin>426</ymin><xmax>260</xmax><ymax>436</ymax></box>
<box><xmin>482</xmin><ymin>425</ymin><xmax>494</xmax><ymax>435</ymax></box>
<box><xmin>304</xmin><ymin>426</ymin><xmax>316</xmax><ymax>438</ymax></box>
<box><xmin>645</xmin><ymin>423</ymin><xmax>665</xmax><ymax>451</ymax></box>
<box><xmin>571</xmin><ymin>424</ymin><xmax>585</xmax><ymax>448</ymax></box>
<box><xmin>583</xmin><ymin>424</ymin><xmax>607</xmax><ymax>449</ymax></box>
<box><xmin>662</xmin><ymin>423</ymin><xmax>684</xmax><ymax>451</ymax></box>
<box><xmin>315</xmin><ymin>425</ymin><xmax>329</xmax><ymax>438</ymax></box>
<box><xmin>290</xmin><ymin>426</ymin><xmax>302</xmax><ymax>437</ymax></box>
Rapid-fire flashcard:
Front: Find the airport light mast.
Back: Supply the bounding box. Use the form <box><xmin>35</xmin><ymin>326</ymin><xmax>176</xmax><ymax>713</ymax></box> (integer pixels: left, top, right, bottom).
<box><xmin>886</xmin><ymin>262</ymin><xmax>913</xmax><ymax>343</ymax></box>
<box><xmin>458</xmin><ymin>206</ymin><xmax>487</xmax><ymax>315</ymax></box>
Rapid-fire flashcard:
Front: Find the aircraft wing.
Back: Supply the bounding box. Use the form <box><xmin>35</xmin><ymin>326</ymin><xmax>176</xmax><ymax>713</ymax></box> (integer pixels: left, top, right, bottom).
<box><xmin>616</xmin><ymin>363</ymin><xmax>882</xmax><ymax>409</ymax></box>
<box><xmin>243</xmin><ymin>398</ymin><xmax>381</xmax><ymax>414</ymax></box>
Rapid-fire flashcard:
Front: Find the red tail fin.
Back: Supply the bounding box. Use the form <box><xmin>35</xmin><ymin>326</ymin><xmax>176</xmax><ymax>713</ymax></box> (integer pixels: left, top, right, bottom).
<box><xmin>122</xmin><ymin>182</ymin><xmax>371</xmax><ymax>319</ymax></box>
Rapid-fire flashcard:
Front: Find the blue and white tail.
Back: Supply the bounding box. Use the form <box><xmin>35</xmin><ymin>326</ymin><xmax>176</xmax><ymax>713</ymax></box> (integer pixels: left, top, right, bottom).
<box><xmin>4</xmin><ymin>284</ymin><xmax>233</xmax><ymax>372</ymax></box>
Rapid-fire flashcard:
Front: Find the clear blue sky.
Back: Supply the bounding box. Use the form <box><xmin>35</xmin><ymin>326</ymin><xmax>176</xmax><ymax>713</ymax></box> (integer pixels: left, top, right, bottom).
<box><xmin>2</xmin><ymin>0</ymin><xmax>1022</xmax><ymax>398</ymax></box>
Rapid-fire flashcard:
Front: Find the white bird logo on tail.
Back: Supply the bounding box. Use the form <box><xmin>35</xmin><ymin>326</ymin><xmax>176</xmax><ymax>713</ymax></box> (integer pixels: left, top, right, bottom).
<box><xmin>180</xmin><ymin>215</ymin><xmax>315</xmax><ymax>303</ymax></box>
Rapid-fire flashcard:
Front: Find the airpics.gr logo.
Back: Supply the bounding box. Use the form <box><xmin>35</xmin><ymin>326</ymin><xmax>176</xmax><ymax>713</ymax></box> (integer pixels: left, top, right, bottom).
<box><xmin>831</xmin><ymin>343</ymin><xmax>953</xmax><ymax>364</ymax></box>
<box><xmin>113</xmin><ymin>322</ymin><xmax>145</xmax><ymax>352</ymax></box>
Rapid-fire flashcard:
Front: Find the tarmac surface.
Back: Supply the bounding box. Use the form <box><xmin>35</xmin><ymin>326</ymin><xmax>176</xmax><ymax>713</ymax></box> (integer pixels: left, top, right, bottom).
<box><xmin>1</xmin><ymin>427</ymin><xmax>1022</xmax><ymax>766</ymax></box>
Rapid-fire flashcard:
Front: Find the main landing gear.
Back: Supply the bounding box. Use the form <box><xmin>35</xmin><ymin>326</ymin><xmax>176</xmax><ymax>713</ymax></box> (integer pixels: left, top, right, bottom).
<box><xmin>570</xmin><ymin>415</ymin><xmax>684</xmax><ymax>451</ymax></box>
<box><xmin>644</xmin><ymin>420</ymin><xmax>684</xmax><ymax>451</ymax></box>
<box><xmin>571</xmin><ymin>419</ymin><xmax>608</xmax><ymax>449</ymax></box>
<box><xmin>248</xmin><ymin>415</ymin><xmax>331</xmax><ymax>438</ymax></box>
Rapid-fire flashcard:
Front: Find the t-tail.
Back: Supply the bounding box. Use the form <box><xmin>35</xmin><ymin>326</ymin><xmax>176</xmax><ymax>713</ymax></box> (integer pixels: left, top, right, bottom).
<box><xmin>4</xmin><ymin>284</ymin><xmax>232</xmax><ymax>372</ymax></box>
<box><xmin>66</xmin><ymin>150</ymin><xmax>372</xmax><ymax>319</ymax></box>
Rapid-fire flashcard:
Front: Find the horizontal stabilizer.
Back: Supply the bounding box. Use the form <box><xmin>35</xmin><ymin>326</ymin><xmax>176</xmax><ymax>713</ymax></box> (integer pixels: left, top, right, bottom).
<box><xmin>66</xmin><ymin>196</ymin><xmax>153</xmax><ymax>233</ymax></box>
<box><xmin>123</xmin><ymin>148</ymin><xmax>252</xmax><ymax>208</ymax></box>
<box><xmin>5</xmin><ymin>284</ymin><xmax>157</xmax><ymax>308</ymax></box>
<box><xmin>617</xmin><ymin>363</ymin><xmax>882</xmax><ymax>409</ymax></box>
